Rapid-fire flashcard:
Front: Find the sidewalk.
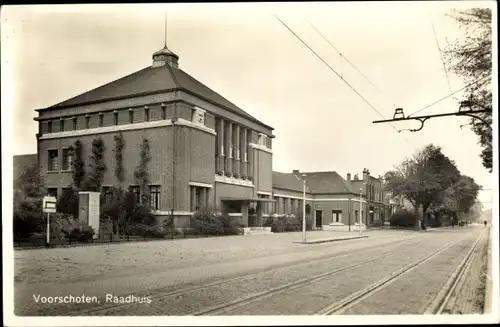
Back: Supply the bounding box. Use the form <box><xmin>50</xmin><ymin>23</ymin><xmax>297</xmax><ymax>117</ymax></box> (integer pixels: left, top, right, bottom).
<box><xmin>292</xmin><ymin>235</ymin><xmax>369</xmax><ymax>244</ymax></box>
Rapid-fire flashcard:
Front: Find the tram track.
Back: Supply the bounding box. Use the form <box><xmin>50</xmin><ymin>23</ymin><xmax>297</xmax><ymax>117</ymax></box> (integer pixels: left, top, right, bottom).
<box><xmin>192</xmin><ymin>237</ymin><xmax>467</xmax><ymax>316</ymax></box>
<box><xmin>63</xmin><ymin>233</ymin><xmax>425</xmax><ymax>316</ymax></box>
<box><xmin>424</xmin><ymin>232</ymin><xmax>484</xmax><ymax>314</ymax></box>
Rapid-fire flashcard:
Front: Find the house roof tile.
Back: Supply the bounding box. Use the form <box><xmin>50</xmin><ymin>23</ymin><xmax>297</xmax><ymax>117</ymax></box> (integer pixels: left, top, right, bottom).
<box><xmin>43</xmin><ymin>64</ymin><xmax>272</xmax><ymax>130</ymax></box>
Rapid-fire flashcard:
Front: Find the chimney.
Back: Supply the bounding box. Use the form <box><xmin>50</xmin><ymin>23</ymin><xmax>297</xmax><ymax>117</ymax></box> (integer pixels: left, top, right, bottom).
<box><xmin>353</xmin><ymin>174</ymin><xmax>359</xmax><ymax>180</ymax></box>
<box><xmin>292</xmin><ymin>169</ymin><xmax>299</xmax><ymax>174</ymax></box>
<box><xmin>363</xmin><ymin>168</ymin><xmax>370</xmax><ymax>182</ymax></box>
<box><xmin>347</xmin><ymin>173</ymin><xmax>351</xmax><ymax>182</ymax></box>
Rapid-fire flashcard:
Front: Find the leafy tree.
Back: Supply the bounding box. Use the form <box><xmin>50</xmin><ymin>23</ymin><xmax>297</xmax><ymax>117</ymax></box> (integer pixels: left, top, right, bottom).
<box><xmin>56</xmin><ymin>188</ymin><xmax>79</xmax><ymax>218</ymax></box>
<box><xmin>86</xmin><ymin>138</ymin><xmax>107</xmax><ymax>191</ymax></box>
<box><xmin>13</xmin><ymin>163</ymin><xmax>46</xmax><ymax>238</ymax></box>
<box><xmin>134</xmin><ymin>138</ymin><xmax>152</xmax><ymax>208</ymax></box>
<box><xmin>72</xmin><ymin>140</ymin><xmax>86</xmax><ymax>190</ymax></box>
<box><xmin>100</xmin><ymin>187</ymin><xmax>125</xmax><ymax>239</ymax></box>
<box><xmin>441</xmin><ymin>174</ymin><xmax>481</xmax><ymax>218</ymax></box>
<box><xmin>445</xmin><ymin>8</ymin><xmax>492</xmax><ymax>171</ymax></box>
<box><xmin>384</xmin><ymin>144</ymin><xmax>460</xmax><ymax>230</ymax></box>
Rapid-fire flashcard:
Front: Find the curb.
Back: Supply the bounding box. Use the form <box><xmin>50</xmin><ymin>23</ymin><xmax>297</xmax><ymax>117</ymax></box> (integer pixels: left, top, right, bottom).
<box><xmin>292</xmin><ymin>235</ymin><xmax>369</xmax><ymax>244</ymax></box>
<box><xmin>484</xmin><ymin>227</ymin><xmax>493</xmax><ymax>314</ymax></box>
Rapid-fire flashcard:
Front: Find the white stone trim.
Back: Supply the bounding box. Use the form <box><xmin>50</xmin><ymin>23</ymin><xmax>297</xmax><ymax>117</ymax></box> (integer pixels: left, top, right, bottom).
<box><xmin>273</xmin><ymin>193</ymin><xmax>313</xmax><ymax>201</ymax></box>
<box><xmin>189</xmin><ymin>181</ymin><xmax>213</xmax><ymax>188</ymax></box>
<box><xmin>215</xmin><ymin>174</ymin><xmax>254</xmax><ymax>188</ymax></box>
<box><xmin>152</xmin><ymin>211</ymin><xmax>194</xmax><ymax>216</ymax></box>
<box><xmin>39</xmin><ymin>118</ymin><xmax>216</xmax><ymax>140</ymax></box>
<box><xmin>257</xmin><ymin>191</ymin><xmax>272</xmax><ymax>196</ymax></box>
<box><xmin>249</xmin><ymin>142</ymin><xmax>272</xmax><ymax>154</ymax></box>
<box><xmin>228</xmin><ymin>213</ymin><xmax>243</xmax><ymax>217</ymax></box>
<box><xmin>314</xmin><ymin>198</ymin><xmax>367</xmax><ymax>203</ymax></box>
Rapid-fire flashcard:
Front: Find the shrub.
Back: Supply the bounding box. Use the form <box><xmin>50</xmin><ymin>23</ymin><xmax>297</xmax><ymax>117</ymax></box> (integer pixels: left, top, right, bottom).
<box><xmin>190</xmin><ymin>208</ymin><xmax>241</xmax><ymax>236</ymax></box>
<box><xmin>62</xmin><ymin>226</ymin><xmax>95</xmax><ymax>242</ymax></box>
<box><xmin>389</xmin><ymin>210</ymin><xmax>417</xmax><ymax>228</ymax></box>
<box><xmin>370</xmin><ymin>220</ymin><xmax>384</xmax><ymax>227</ymax></box>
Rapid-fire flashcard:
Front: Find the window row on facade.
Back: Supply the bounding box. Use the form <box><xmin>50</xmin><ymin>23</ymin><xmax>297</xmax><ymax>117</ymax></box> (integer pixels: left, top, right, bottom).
<box><xmin>40</xmin><ymin>103</ymin><xmax>182</xmax><ymax>134</ymax></box>
<box><xmin>46</xmin><ymin>184</ymin><xmax>211</xmax><ymax>213</ymax></box>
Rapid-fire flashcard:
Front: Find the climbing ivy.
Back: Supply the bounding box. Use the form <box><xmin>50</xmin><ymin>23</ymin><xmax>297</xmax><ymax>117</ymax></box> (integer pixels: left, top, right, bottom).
<box><xmin>86</xmin><ymin>137</ymin><xmax>107</xmax><ymax>192</ymax></box>
<box><xmin>134</xmin><ymin>138</ymin><xmax>151</xmax><ymax>208</ymax></box>
<box><xmin>113</xmin><ymin>132</ymin><xmax>125</xmax><ymax>184</ymax></box>
<box><xmin>72</xmin><ymin>140</ymin><xmax>86</xmax><ymax>190</ymax></box>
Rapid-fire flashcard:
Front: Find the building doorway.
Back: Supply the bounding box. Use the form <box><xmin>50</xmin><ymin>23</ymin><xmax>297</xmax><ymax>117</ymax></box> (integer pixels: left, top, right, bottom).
<box><xmin>315</xmin><ymin>210</ymin><xmax>322</xmax><ymax>228</ymax></box>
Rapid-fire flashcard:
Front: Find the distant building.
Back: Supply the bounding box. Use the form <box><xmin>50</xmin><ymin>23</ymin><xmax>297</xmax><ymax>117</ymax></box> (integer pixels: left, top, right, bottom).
<box><xmin>13</xmin><ymin>154</ymin><xmax>37</xmax><ymax>184</ymax></box>
<box><xmin>269</xmin><ymin>168</ymin><xmax>390</xmax><ymax>229</ymax></box>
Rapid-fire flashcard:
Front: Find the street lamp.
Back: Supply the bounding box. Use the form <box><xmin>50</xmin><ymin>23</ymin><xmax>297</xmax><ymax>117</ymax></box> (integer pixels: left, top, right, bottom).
<box><xmin>359</xmin><ymin>187</ymin><xmax>363</xmax><ymax>236</ymax></box>
<box><xmin>295</xmin><ymin>173</ymin><xmax>308</xmax><ymax>242</ymax></box>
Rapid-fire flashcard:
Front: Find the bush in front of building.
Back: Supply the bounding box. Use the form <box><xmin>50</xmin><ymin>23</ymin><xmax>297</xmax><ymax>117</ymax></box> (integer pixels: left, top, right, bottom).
<box><xmin>389</xmin><ymin>210</ymin><xmax>418</xmax><ymax>228</ymax></box>
<box><xmin>264</xmin><ymin>214</ymin><xmax>313</xmax><ymax>233</ymax></box>
<box><xmin>190</xmin><ymin>208</ymin><xmax>242</xmax><ymax>236</ymax></box>
<box><xmin>62</xmin><ymin>226</ymin><xmax>95</xmax><ymax>242</ymax></box>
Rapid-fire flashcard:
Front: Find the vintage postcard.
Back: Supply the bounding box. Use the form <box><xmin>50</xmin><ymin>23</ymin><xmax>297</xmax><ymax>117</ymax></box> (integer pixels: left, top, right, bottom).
<box><xmin>2</xmin><ymin>1</ymin><xmax>498</xmax><ymax>326</ymax></box>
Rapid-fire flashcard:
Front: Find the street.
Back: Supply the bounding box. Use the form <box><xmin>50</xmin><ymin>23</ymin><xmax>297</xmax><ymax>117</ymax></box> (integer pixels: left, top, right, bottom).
<box><xmin>15</xmin><ymin>227</ymin><xmax>489</xmax><ymax>316</ymax></box>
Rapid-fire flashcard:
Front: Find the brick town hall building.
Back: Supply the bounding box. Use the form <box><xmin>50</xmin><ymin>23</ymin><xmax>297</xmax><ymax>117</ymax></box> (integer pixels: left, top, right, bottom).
<box><xmin>29</xmin><ymin>42</ymin><xmax>390</xmax><ymax>231</ymax></box>
<box><xmin>34</xmin><ymin>43</ymin><xmax>275</xmax><ymax>229</ymax></box>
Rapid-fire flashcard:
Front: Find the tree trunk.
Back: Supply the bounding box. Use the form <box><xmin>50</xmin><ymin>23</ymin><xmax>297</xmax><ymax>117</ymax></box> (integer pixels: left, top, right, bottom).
<box><xmin>414</xmin><ymin>204</ymin><xmax>421</xmax><ymax>231</ymax></box>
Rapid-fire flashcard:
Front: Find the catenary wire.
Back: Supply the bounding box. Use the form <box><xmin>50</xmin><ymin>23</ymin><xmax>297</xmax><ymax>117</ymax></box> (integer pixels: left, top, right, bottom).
<box><xmin>274</xmin><ymin>15</ymin><xmax>411</xmax><ymax>144</ymax></box>
<box><xmin>407</xmin><ymin>76</ymin><xmax>490</xmax><ymax>117</ymax></box>
<box><xmin>307</xmin><ymin>20</ymin><xmax>399</xmax><ymax>109</ymax></box>
<box><xmin>429</xmin><ymin>13</ymin><xmax>455</xmax><ymax>98</ymax></box>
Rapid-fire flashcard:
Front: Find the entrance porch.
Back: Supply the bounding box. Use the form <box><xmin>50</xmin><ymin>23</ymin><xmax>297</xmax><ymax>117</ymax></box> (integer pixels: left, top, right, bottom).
<box><xmin>220</xmin><ymin>196</ymin><xmax>276</xmax><ymax>228</ymax></box>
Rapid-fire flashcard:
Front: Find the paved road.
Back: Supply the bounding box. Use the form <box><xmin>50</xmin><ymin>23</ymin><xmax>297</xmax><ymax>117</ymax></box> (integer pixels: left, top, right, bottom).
<box><xmin>14</xmin><ymin>227</ymin><xmax>488</xmax><ymax>316</ymax></box>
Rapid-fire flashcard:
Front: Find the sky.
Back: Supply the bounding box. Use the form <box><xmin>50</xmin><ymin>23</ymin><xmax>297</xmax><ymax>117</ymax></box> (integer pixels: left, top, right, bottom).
<box><xmin>1</xmin><ymin>2</ymin><xmax>496</xmax><ymax>209</ymax></box>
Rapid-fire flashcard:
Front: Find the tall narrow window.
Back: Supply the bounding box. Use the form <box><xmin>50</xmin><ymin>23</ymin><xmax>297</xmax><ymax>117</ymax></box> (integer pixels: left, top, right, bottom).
<box><xmin>85</xmin><ymin>115</ymin><xmax>91</xmax><ymax>129</ymax></box>
<box><xmin>48</xmin><ymin>150</ymin><xmax>58</xmax><ymax>172</ymax></box>
<box><xmin>62</xmin><ymin>148</ymin><xmax>73</xmax><ymax>171</ymax></box>
<box><xmin>149</xmin><ymin>186</ymin><xmax>161</xmax><ymax>211</ymax></box>
<box><xmin>113</xmin><ymin>111</ymin><xmax>118</xmax><ymax>125</ymax></box>
<box><xmin>47</xmin><ymin>121</ymin><xmax>52</xmax><ymax>133</ymax></box>
<box><xmin>161</xmin><ymin>104</ymin><xmax>166</xmax><ymax>120</ymax></box>
<box><xmin>73</xmin><ymin>117</ymin><xmax>77</xmax><ymax>130</ymax></box>
<box><xmin>190</xmin><ymin>186</ymin><xmax>209</xmax><ymax>211</ymax></box>
<box><xmin>145</xmin><ymin>107</ymin><xmax>150</xmax><ymax>122</ymax></box>
<box><xmin>60</xmin><ymin>119</ymin><xmax>65</xmax><ymax>132</ymax></box>
<box><xmin>129</xmin><ymin>109</ymin><xmax>134</xmax><ymax>123</ymax></box>
<box><xmin>99</xmin><ymin>114</ymin><xmax>104</xmax><ymax>127</ymax></box>
<box><xmin>102</xmin><ymin>186</ymin><xmax>113</xmax><ymax>203</ymax></box>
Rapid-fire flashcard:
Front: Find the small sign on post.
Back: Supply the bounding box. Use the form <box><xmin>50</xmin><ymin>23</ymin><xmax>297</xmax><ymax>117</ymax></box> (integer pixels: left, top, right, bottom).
<box><xmin>42</xmin><ymin>196</ymin><xmax>57</xmax><ymax>247</ymax></box>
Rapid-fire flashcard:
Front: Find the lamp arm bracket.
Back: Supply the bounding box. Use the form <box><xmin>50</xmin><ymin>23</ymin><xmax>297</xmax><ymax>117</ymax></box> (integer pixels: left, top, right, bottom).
<box><xmin>459</xmin><ymin>113</ymin><xmax>492</xmax><ymax>129</ymax></box>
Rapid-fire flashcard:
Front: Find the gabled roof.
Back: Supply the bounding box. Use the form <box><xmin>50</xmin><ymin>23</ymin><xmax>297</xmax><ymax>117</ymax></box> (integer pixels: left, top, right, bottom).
<box><xmin>301</xmin><ymin>171</ymin><xmax>354</xmax><ymax>194</ymax></box>
<box><xmin>272</xmin><ymin>171</ymin><xmax>305</xmax><ymax>192</ymax></box>
<box><xmin>272</xmin><ymin>171</ymin><xmax>354</xmax><ymax>194</ymax></box>
<box><xmin>42</xmin><ymin>64</ymin><xmax>273</xmax><ymax>130</ymax></box>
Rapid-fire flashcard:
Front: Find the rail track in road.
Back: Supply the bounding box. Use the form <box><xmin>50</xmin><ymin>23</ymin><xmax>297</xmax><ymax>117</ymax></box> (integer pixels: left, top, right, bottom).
<box><xmin>316</xmin><ymin>231</ymin><xmax>483</xmax><ymax>315</ymax></box>
<box><xmin>424</xmin><ymin>231</ymin><xmax>486</xmax><ymax>314</ymax></box>
<box><xmin>63</xmin><ymin>233</ymin><xmax>426</xmax><ymax>316</ymax></box>
<box><xmin>192</xmin><ymin>237</ymin><xmax>467</xmax><ymax>316</ymax></box>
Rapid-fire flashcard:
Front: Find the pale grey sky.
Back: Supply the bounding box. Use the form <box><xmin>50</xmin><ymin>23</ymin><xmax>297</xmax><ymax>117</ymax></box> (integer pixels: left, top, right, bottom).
<box><xmin>1</xmin><ymin>2</ymin><xmax>496</xmax><ymax>208</ymax></box>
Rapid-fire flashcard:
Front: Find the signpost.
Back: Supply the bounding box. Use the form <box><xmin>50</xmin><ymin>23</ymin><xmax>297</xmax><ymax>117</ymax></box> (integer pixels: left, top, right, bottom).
<box><xmin>42</xmin><ymin>196</ymin><xmax>57</xmax><ymax>247</ymax></box>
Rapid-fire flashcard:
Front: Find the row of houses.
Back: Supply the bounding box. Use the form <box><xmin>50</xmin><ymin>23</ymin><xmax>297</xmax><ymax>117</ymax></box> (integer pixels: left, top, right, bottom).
<box><xmin>14</xmin><ymin>39</ymin><xmax>397</xmax><ymax>230</ymax></box>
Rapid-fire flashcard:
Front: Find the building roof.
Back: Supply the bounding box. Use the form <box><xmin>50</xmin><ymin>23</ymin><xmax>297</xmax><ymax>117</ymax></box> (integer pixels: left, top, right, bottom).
<box><xmin>41</xmin><ymin>55</ymin><xmax>273</xmax><ymax>130</ymax></box>
<box><xmin>301</xmin><ymin>171</ymin><xmax>354</xmax><ymax>194</ymax></box>
<box><xmin>13</xmin><ymin>154</ymin><xmax>37</xmax><ymax>182</ymax></box>
<box><xmin>272</xmin><ymin>171</ymin><xmax>354</xmax><ymax>194</ymax></box>
<box><xmin>272</xmin><ymin>171</ymin><xmax>305</xmax><ymax>192</ymax></box>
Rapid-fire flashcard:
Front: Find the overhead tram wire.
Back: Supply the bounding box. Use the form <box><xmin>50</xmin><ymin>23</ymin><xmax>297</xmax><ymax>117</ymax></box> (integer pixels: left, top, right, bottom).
<box><xmin>407</xmin><ymin>76</ymin><xmax>490</xmax><ymax>118</ymax></box>
<box><xmin>274</xmin><ymin>15</ymin><xmax>411</xmax><ymax>145</ymax></box>
<box><xmin>307</xmin><ymin>20</ymin><xmax>398</xmax><ymax>109</ymax></box>
<box><xmin>429</xmin><ymin>13</ymin><xmax>455</xmax><ymax>98</ymax></box>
